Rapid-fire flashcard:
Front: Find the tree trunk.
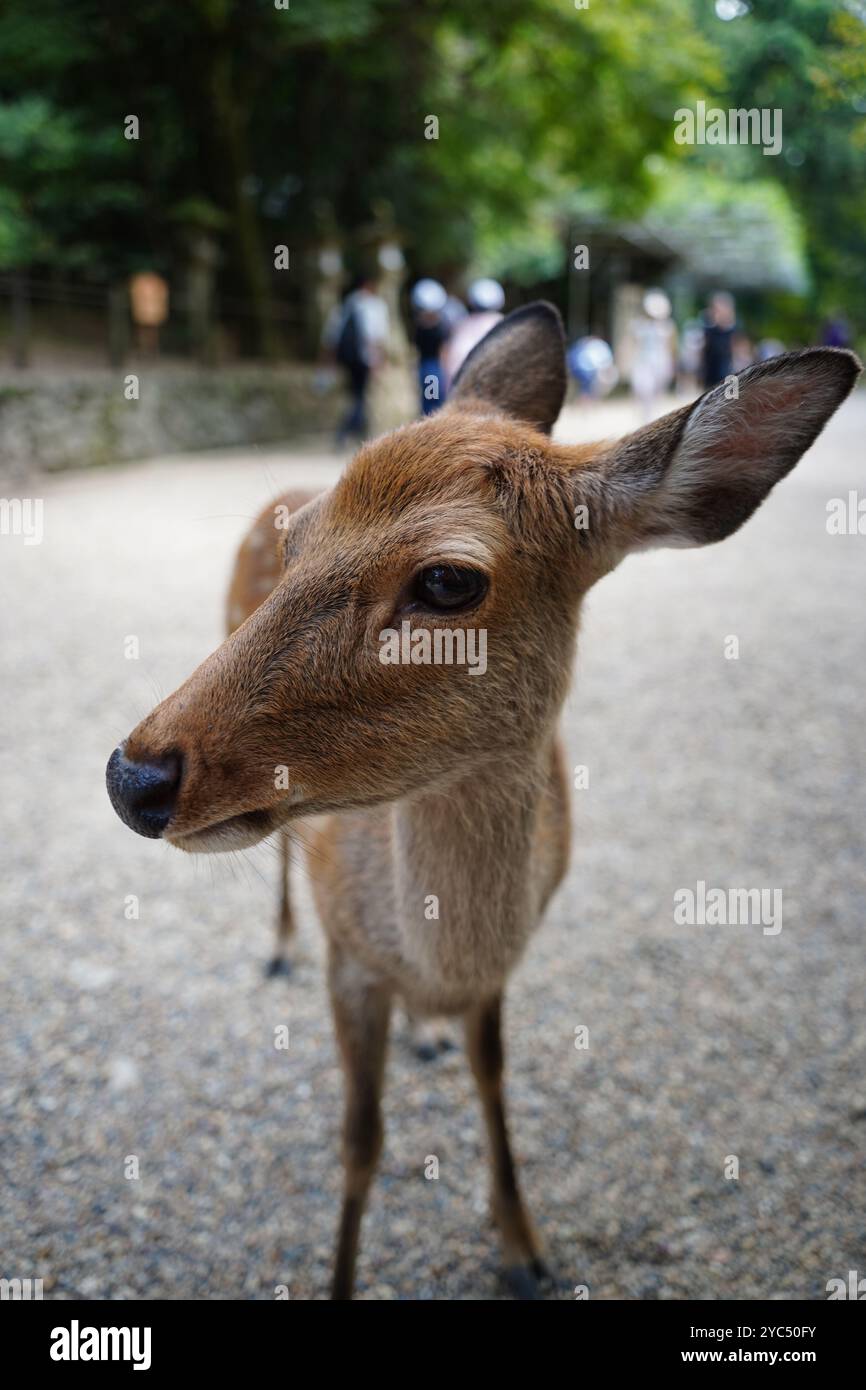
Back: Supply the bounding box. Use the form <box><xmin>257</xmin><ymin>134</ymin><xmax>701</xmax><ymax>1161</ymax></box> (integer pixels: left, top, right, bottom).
<box><xmin>11</xmin><ymin>273</ymin><xmax>31</xmax><ymax>369</ymax></box>
<box><xmin>205</xmin><ymin>39</ymin><xmax>279</xmax><ymax>360</ymax></box>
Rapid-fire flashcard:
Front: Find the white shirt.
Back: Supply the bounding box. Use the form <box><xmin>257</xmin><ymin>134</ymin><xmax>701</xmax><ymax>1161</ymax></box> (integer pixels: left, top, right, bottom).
<box><xmin>325</xmin><ymin>289</ymin><xmax>390</xmax><ymax>366</ymax></box>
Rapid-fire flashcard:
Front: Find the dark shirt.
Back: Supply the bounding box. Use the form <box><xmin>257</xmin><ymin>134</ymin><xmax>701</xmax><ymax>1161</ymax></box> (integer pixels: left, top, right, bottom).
<box><xmin>414</xmin><ymin>319</ymin><xmax>449</xmax><ymax>360</ymax></box>
<box><xmin>702</xmin><ymin>319</ymin><xmax>736</xmax><ymax>388</ymax></box>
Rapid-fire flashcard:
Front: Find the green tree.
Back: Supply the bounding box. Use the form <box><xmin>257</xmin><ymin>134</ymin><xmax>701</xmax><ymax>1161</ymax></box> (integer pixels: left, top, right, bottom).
<box><xmin>694</xmin><ymin>0</ymin><xmax>866</xmax><ymax>331</ymax></box>
<box><xmin>1</xmin><ymin>0</ymin><xmax>863</xmax><ymax>354</ymax></box>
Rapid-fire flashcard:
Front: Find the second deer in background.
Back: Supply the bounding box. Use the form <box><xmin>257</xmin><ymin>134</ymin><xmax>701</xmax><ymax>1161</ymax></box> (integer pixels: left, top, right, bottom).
<box><xmin>225</xmin><ymin>488</ymin><xmax>316</xmax><ymax>978</ymax></box>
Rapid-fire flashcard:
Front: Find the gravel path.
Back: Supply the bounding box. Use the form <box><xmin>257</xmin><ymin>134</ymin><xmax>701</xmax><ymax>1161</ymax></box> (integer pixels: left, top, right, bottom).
<box><xmin>2</xmin><ymin>394</ymin><xmax>865</xmax><ymax>1300</ymax></box>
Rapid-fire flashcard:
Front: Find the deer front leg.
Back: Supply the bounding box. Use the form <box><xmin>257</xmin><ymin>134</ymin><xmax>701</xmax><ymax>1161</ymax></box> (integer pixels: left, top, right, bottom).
<box><xmin>328</xmin><ymin>945</ymin><xmax>392</xmax><ymax>1300</ymax></box>
<box><xmin>465</xmin><ymin>992</ymin><xmax>547</xmax><ymax>1299</ymax></box>
<box><xmin>265</xmin><ymin>832</ymin><xmax>294</xmax><ymax>978</ymax></box>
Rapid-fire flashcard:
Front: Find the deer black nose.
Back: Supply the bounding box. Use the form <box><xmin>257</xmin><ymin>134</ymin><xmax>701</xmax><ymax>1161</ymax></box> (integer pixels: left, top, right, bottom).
<box><xmin>106</xmin><ymin>746</ymin><xmax>182</xmax><ymax>839</ymax></box>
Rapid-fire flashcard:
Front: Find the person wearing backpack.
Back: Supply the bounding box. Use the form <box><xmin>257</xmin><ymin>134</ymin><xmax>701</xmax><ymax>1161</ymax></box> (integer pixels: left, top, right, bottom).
<box><xmin>410</xmin><ymin>278</ymin><xmax>451</xmax><ymax>416</ymax></box>
<box><xmin>324</xmin><ymin>274</ymin><xmax>390</xmax><ymax>447</ymax></box>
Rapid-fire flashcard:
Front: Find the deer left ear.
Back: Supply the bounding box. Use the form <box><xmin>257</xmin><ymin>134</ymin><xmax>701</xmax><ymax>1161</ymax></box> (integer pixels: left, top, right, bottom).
<box><xmin>449</xmin><ymin>300</ymin><xmax>566</xmax><ymax>434</ymax></box>
<box><xmin>588</xmin><ymin>347</ymin><xmax>861</xmax><ymax>550</ymax></box>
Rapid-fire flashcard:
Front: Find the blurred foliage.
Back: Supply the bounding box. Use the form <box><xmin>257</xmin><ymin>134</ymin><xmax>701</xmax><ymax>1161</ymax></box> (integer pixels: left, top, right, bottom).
<box><xmin>691</xmin><ymin>0</ymin><xmax>866</xmax><ymax>335</ymax></box>
<box><xmin>0</xmin><ymin>0</ymin><xmax>863</xmax><ymax>350</ymax></box>
<box><xmin>645</xmin><ymin>161</ymin><xmax>809</xmax><ymax>293</ymax></box>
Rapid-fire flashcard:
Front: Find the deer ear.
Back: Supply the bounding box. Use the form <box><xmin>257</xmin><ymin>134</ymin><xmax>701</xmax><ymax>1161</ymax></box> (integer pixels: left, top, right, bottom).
<box><xmin>449</xmin><ymin>300</ymin><xmax>566</xmax><ymax>434</ymax></box>
<box><xmin>589</xmin><ymin>348</ymin><xmax>861</xmax><ymax>550</ymax></box>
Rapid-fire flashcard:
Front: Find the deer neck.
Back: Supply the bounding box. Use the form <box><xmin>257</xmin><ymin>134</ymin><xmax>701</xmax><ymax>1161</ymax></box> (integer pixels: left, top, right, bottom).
<box><xmin>389</xmin><ymin>748</ymin><xmax>547</xmax><ymax>1005</ymax></box>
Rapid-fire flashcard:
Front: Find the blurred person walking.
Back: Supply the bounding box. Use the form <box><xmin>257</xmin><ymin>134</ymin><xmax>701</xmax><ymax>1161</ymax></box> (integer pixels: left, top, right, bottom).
<box><xmin>822</xmin><ymin>315</ymin><xmax>852</xmax><ymax>350</ymax></box>
<box><xmin>441</xmin><ymin>278</ymin><xmax>505</xmax><ymax>388</ymax></box>
<box><xmin>756</xmin><ymin>337</ymin><xmax>786</xmax><ymax>362</ymax></box>
<box><xmin>625</xmin><ymin>288</ymin><xmax>677</xmax><ymax>421</ymax></box>
<box><xmin>410</xmin><ymin>278</ymin><xmax>450</xmax><ymax>415</ymax></box>
<box><xmin>566</xmin><ymin>335</ymin><xmax>618</xmax><ymax>400</ymax></box>
<box><xmin>678</xmin><ymin>317</ymin><xmax>704</xmax><ymax>394</ymax></box>
<box><xmin>324</xmin><ymin>273</ymin><xmax>389</xmax><ymax>447</ymax></box>
<box><xmin>442</xmin><ymin>292</ymin><xmax>468</xmax><ymax>336</ymax></box>
<box><xmin>701</xmin><ymin>290</ymin><xmax>737</xmax><ymax>388</ymax></box>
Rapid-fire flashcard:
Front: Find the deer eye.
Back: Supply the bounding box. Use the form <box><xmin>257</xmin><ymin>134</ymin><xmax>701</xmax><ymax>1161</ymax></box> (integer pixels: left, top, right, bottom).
<box><xmin>411</xmin><ymin>565</ymin><xmax>488</xmax><ymax>612</ymax></box>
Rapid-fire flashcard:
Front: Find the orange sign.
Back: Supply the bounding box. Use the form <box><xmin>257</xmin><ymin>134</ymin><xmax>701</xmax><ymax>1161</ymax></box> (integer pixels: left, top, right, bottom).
<box><xmin>129</xmin><ymin>272</ymin><xmax>169</xmax><ymax>327</ymax></box>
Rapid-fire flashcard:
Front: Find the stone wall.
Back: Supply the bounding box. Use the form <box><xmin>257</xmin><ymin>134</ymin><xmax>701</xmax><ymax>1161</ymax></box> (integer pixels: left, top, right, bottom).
<box><xmin>0</xmin><ymin>362</ymin><xmax>415</xmax><ymax>482</ymax></box>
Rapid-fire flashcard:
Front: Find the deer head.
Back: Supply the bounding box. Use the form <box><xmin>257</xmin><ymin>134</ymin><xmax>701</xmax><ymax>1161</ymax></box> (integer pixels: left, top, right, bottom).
<box><xmin>106</xmin><ymin>303</ymin><xmax>859</xmax><ymax>851</ymax></box>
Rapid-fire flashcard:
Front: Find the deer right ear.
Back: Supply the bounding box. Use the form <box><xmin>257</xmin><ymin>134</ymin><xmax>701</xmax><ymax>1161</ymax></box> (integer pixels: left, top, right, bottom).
<box><xmin>449</xmin><ymin>301</ymin><xmax>567</xmax><ymax>434</ymax></box>
<box><xmin>583</xmin><ymin>347</ymin><xmax>861</xmax><ymax>552</ymax></box>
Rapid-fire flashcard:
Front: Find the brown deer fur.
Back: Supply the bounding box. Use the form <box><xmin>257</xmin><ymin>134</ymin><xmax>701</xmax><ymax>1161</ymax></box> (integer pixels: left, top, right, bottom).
<box><xmin>225</xmin><ymin>488</ymin><xmax>318</xmax><ymax>974</ymax></box>
<box><xmin>110</xmin><ymin>303</ymin><xmax>860</xmax><ymax>1298</ymax></box>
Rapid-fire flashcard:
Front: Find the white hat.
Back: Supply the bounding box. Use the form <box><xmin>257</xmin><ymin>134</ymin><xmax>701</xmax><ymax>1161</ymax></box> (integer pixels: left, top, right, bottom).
<box><xmin>468</xmin><ymin>278</ymin><xmax>505</xmax><ymax>312</ymax></box>
<box><xmin>643</xmin><ymin>288</ymin><xmax>671</xmax><ymax>320</ymax></box>
<box><xmin>410</xmin><ymin>278</ymin><xmax>448</xmax><ymax>313</ymax></box>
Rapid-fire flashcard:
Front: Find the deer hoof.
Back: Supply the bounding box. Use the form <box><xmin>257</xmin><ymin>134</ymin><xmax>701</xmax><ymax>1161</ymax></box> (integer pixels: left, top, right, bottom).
<box><xmin>504</xmin><ymin>1264</ymin><xmax>543</xmax><ymax>1300</ymax></box>
<box><xmin>504</xmin><ymin>1256</ymin><xmax>555</xmax><ymax>1299</ymax></box>
<box><xmin>413</xmin><ymin>1034</ymin><xmax>456</xmax><ymax>1062</ymax></box>
<box><xmin>265</xmin><ymin>956</ymin><xmax>292</xmax><ymax>979</ymax></box>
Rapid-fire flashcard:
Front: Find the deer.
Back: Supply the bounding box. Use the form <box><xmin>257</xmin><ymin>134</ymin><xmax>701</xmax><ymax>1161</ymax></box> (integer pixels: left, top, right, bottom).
<box><xmin>224</xmin><ymin>487</ymin><xmax>315</xmax><ymax>980</ymax></box>
<box><xmin>106</xmin><ymin>303</ymin><xmax>860</xmax><ymax>1299</ymax></box>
